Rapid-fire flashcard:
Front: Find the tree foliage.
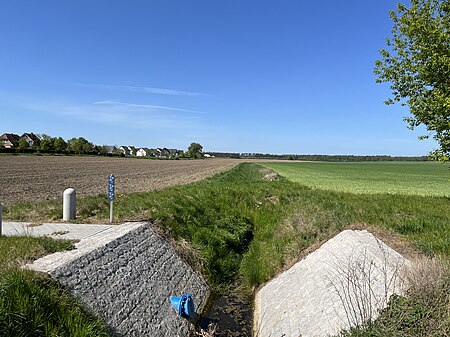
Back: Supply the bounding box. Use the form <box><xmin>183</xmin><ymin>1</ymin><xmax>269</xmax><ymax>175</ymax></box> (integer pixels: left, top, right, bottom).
<box><xmin>39</xmin><ymin>134</ymin><xmax>55</xmax><ymax>152</ymax></box>
<box><xmin>188</xmin><ymin>142</ymin><xmax>203</xmax><ymax>159</ymax></box>
<box><xmin>18</xmin><ymin>137</ymin><xmax>29</xmax><ymax>150</ymax></box>
<box><xmin>54</xmin><ymin>137</ymin><xmax>67</xmax><ymax>152</ymax></box>
<box><xmin>99</xmin><ymin>145</ymin><xmax>110</xmax><ymax>155</ymax></box>
<box><xmin>67</xmin><ymin>137</ymin><xmax>93</xmax><ymax>154</ymax></box>
<box><xmin>375</xmin><ymin>0</ymin><xmax>450</xmax><ymax>161</ymax></box>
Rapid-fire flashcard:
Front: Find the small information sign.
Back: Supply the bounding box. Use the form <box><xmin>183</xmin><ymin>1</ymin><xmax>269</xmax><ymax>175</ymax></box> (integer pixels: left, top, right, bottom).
<box><xmin>108</xmin><ymin>174</ymin><xmax>115</xmax><ymax>223</ymax></box>
<box><xmin>108</xmin><ymin>174</ymin><xmax>115</xmax><ymax>201</ymax></box>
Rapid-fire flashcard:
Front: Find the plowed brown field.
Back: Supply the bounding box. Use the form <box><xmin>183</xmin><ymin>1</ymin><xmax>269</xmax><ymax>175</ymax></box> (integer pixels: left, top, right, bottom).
<box><xmin>0</xmin><ymin>156</ymin><xmax>243</xmax><ymax>205</ymax></box>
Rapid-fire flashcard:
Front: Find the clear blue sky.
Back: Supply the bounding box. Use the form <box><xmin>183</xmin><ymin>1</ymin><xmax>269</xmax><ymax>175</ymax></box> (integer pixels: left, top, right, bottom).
<box><xmin>0</xmin><ymin>0</ymin><xmax>437</xmax><ymax>155</ymax></box>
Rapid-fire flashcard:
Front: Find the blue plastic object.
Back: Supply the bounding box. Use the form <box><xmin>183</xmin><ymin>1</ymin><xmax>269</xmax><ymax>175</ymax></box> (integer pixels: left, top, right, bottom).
<box><xmin>170</xmin><ymin>294</ymin><xmax>195</xmax><ymax>318</ymax></box>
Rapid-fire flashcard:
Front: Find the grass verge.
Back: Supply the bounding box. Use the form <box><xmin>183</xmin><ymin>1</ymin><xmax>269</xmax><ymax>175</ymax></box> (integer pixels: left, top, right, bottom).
<box><xmin>0</xmin><ymin>236</ymin><xmax>73</xmax><ymax>269</ymax></box>
<box><xmin>0</xmin><ymin>236</ymin><xmax>110</xmax><ymax>336</ymax></box>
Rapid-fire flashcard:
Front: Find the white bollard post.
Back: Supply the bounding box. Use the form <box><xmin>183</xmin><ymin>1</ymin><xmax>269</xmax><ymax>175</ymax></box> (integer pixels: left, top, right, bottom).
<box><xmin>63</xmin><ymin>188</ymin><xmax>76</xmax><ymax>221</ymax></box>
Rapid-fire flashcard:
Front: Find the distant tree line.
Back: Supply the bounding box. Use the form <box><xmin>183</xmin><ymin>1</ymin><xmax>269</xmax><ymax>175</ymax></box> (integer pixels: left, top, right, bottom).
<box><xmin>2</xmin><ymin>132</ymin><xmax>429</xmax><ymax>161</ymax></box>
<box><xmin>0</xmin><ymin>133</ymin><xmax>205</xmax><ymax>159</ymax></box>
<box><xmin>209</xmin><ymin>152</ymin><xmax>429</xmax><ymax>162</ymax></box>
<box><xmin>1</xmin><ymin>134</ymin><xmax>101</xmax><ymax>155</ymax></box>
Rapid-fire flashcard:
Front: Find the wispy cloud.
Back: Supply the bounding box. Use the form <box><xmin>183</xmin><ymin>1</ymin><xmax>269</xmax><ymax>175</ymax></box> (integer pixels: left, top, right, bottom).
<box><xmin>18</xmin><ymin>98</ymin><xmax>204</xmax><ymax>129</ymax></box>
<box><xmin>75</xmin><ymin>83</ymin><xmax>208</xmax><ymax>97</ymax></box>
<box><xmin>93</xmin><ymin>100</ymin><xmax>206</xmax><ymax>114</ymax></box>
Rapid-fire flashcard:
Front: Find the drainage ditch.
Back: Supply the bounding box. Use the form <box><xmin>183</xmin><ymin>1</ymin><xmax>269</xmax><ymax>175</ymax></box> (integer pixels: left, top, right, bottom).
<box><xmin>198</xmin><ymin>287</ymin><xmax>252</xmax><ymax>336</ymax></box>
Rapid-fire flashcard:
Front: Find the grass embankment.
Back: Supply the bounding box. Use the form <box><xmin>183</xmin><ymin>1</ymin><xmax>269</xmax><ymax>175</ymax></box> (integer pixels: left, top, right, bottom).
<box><xmin>5</xmin><ymin>163</ymin><xmax>450</xmax><ymax>289</ymax></box>
<box><xmin>0</xmin><ymin>236</ymin><xmax>110</xmax><ymax>337</ymax></box>
<box><xmin>3</xmin><ymin>163</ymin><xmax>449</xmax><ymax>336</ymax></box>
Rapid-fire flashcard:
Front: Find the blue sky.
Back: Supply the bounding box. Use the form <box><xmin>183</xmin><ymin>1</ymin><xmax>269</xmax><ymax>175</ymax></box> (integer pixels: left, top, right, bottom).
<box><xmin>0</xmin><ymin>0</ymin><xmax>436</xmax><ymax>155</ymax></box>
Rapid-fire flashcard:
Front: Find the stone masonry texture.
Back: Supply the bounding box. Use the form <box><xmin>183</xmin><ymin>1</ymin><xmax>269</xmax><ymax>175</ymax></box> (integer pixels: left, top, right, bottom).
<box><xmin>29</xmin><ymin>222</ymin><xmax>211</xmax><ymax>337</ymax></box>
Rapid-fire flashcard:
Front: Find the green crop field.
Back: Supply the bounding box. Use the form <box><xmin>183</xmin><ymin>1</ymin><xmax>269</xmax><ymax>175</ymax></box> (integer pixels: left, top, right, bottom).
<box><xmin>261</xmin><ymin>161</ymin><xmax>450</xmax><ymax>197</ymax></box>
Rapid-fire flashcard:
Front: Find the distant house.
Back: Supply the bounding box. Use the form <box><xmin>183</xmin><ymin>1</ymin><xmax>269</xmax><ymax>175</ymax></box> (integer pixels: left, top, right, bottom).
<box><xmin>21</xmin><ymin>133</ymin><xmax>40</xmax><ymax>147</ymax></box>
<box><xmin>0</xmin><ymin>133</ymin><xmax>20</xmax><ymax>148</ymax></box>
<box><xmin>136</xmin><ymin>148</ymin><xmax>145</xmax><ymax>157</ymax></box>
<box><xmin>160</xmin><ymin>147</ymin><xmax>171</xmax><ymax>158</ymax></box>
<box><xmin>151</xmin><ymin>148</ymin><xmax>170</xmax><ymax>158</ymax></box>
<box><xmin>136</xmin><ymin>148</ymin><xmax>150</xmax><ymax>157</ymax></box>
<box><xmin>167</xmin><ymin>149</ymin><xmax>180</xmax><ymax>158</ymax></box>
<box><xmin>129</xmin><ymin>146</ymin><xmax>137</xmax><ymax>156</ymax></box>
<box><xmin>118</xmin><ymin>146</ymin><xmax>129</xmax><ymax>156</ymax></box>
<box><xmin>119</xmin><ymin>146</ymin><xmax>136</xmax><ymax>156</ymax></box>
<box><xmin>142</xmin><ymin>147</ymin><xmax>183</xmax><ymax>159</ymax></box>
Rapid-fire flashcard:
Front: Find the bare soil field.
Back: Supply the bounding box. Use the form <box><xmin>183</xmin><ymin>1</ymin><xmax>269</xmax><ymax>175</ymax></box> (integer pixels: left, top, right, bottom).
<box><xmin>0</xmin><ymin>156</ymin><xmax>243</xmax><ymax>205</ymax></box>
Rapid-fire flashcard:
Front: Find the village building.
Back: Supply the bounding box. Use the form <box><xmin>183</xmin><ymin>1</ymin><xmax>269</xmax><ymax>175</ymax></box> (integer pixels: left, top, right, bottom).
<box><xmin>0</xmin><ymin>133</ymin><xmax>20</xmax><ymax>148</ymax></box>
<box><xmin>136</xmin><ymin>148</ymin><xmax>151</xmax><ymax>157</ymax></box>
<box><xmin>21</xmin><ymin>133</ymin><xmax>40</xmax><ymax>147</ymax></box>
<box><xmin>119</xmin><ymin>146</ymin><xmax>136</xmax><ymax>156</ymax></box>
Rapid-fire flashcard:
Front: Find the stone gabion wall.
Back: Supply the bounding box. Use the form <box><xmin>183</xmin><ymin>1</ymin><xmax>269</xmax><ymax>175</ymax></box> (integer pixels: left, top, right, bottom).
<box><xmin>50</xmin><ymin>223</ymin><xmax>211</xmax><ymax>337</ymax></box>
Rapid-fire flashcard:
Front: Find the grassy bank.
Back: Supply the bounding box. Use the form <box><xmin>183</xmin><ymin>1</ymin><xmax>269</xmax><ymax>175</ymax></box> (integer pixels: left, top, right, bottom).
<box><xmin>5</xmin><ymin>163</ymin><xmax>450</xmax><ymax>291</ymax></box>
<box><xmin>0</xmin><ymin>236</ymin><xmax>109</xmax><ymax>336</ymax></box>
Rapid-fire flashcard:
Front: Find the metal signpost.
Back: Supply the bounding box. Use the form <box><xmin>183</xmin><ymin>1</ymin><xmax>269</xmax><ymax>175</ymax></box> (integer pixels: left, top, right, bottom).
<box><xmin>108</xmin><ymin>174</ymin><xmax>115</xmax><ymax>223</ymax></box>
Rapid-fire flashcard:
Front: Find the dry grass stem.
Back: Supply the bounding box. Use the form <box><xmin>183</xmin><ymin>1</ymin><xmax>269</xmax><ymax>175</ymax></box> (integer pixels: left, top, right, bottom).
<box><xmin>328</xmin><ymin>238</ymin><xmax>406</xmax><ymax>328</ymax></box>
<box><xmin>195</xmin><ymin>323</ymin><xmax>218</xmax><ymax>337</ymax></box>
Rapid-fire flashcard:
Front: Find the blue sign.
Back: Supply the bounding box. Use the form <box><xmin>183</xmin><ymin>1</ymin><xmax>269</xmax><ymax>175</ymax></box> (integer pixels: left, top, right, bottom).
<box><xmin>108</xmin><ymin>174</ymin><xmax>115</xmax><ymax>201</ymax></box>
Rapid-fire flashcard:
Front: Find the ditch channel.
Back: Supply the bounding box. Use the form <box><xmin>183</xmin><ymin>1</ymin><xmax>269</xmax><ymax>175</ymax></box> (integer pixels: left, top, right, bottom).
<box><xmin>198</xmin><ymin>284</ymin><xmax>253</xmax><ymax>336</ymax></box>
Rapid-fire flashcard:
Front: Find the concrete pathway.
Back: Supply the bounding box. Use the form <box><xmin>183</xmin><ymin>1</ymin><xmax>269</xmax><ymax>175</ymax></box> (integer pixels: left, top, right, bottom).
<box><xmin>254</xmin><ymin>230</ymin><xmax>408</xmax><ymax>337</ymax></box>
<box><xmin>2</xmin><ymin>221</ymin><xmax>116</xmax><ymax>240</ymax></box>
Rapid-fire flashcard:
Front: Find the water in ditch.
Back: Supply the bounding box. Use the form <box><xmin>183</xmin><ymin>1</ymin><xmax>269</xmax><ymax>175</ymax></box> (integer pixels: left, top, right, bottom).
<box><xmin>197</xmin><ymin>286</ymin><xmax>252</xmax><ymax>336</ymax></box>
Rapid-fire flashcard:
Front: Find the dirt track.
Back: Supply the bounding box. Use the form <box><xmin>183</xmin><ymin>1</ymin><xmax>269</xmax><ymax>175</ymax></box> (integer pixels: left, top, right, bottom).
<box><xmin>0</xmin><ymin>156</ymin><xmax>243</xmax><ymax>205</ymax></box>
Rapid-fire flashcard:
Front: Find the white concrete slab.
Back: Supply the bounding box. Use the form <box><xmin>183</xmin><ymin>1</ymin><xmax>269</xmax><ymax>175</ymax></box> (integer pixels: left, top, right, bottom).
<box><xmin>24</xmin><ymin>222</ymin><xmax>145</xmax><ymax>274</ymax></box>
<box><xmin>2</xmin><ymin>222</ymin><xmax>115</xmax><ymax>240</ymax></box>
<box><xmin>254</xmin><ymin>230</ymin><xmax>408</xmax><ymax>337</ymax></box>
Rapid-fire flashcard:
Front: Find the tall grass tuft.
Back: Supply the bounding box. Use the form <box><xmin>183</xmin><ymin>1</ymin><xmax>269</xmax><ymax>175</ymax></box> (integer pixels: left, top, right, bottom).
<box><xmin>0</xmin><ymin>269</ymin><xmax>109</xmax><ymax>337</ymax></box>
<box><xmin>0</xmin><ymin>236</ymin><xmax>109</xmax><ymax>336</ymax></box>
<box><xmin>337</xmin><ymin>257</ymin><xmax>450</xmax><ymax>337</ymax></box>
<box><xmin>0</xmin><ymin>236</ymin><xmax>73</xmax><ymax>270</ymax></box>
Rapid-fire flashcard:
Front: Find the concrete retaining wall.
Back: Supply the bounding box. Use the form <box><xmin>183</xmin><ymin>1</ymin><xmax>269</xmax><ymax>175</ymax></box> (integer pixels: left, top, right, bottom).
<box><xmin>254</xmin><ymin>230</ymin><xmax>408</xmax><ymax>337</ymax></box>
<box><xmin>27</xmin><ymin>222</ymin><xmax>211</xmax><ymax>337</ymax></box>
